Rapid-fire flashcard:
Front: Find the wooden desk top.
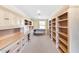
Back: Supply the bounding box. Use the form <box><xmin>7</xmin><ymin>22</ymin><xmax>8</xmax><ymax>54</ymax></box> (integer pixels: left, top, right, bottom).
<box><xmin>0</xmin><ymin>32</ymin><xmax>24</xmax><ymax>50</ymax></box>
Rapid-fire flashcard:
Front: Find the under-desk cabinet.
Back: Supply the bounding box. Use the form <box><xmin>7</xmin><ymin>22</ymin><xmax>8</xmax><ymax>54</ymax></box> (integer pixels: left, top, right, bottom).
<box><xmin>0</xmin><ymin>35</ymin><xmax>28</xmax><ymax>53</ymax></box>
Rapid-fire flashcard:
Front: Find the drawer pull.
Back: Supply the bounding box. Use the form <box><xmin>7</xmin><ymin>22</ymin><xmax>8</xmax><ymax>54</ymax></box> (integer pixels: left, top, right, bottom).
<box><xmin>22</xmin><ymin>44</ymin><xmax>24</xmax><ymax>46</ymax></box>
<box><xmin>17</xmin><ymin>42</ymin><xmax>19</xmax><ymax>45</ymax></box>
<box><xmin>17</xmin><ymin>49</ymin><xmax>20</xmax><ymax>52</ymax></box>
<box><xmin>6</xmin><ymin>50</ymin><xmax>10</xmax><ymax>53</ymax></box>
<box><xmin>22</xmin><ymin>39</ymin><xmax>24</xmax><ymax>41</ymax></box>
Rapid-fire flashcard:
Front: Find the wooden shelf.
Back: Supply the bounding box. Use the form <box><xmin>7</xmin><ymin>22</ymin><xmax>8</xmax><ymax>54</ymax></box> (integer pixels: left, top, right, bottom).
<box><xmin>52</xmin><ymin>26</ymin><xmax>56</xmax><ymax>27</ymax></box>
<box><xmin>52</xmin><ymin>30</ymin><xmax>56</xmax><ymax>33</ymax></box>
<box><xmin>49</xmin><ymin>23</ymin><xmax>51</xmax><ymax>24</ymax></box>
<box><xmin>59</xmin><ymin>27</ymin><xmax>68</xmax><ymax>35</ymax></box>
<box><xmin>52</xmin><ymin>32</ymin><xmax>56</xmax><ymax>36</ymax></box>
<box><xmin>52</xmin><ymin>18</ymin><xmax>56</xmax><ymax>22</ymax></box>
<box><xmin>58</xmin><ymin>12</ymin><xmax>68</xmax><ymax>20</ymax></box>
<box><xmin>59</xmin><ymin>37</ymin><xmax>67</xmax><ymax>46</ymax></box>
<box><xmin>58</xmin><ymin>19</ymin><xmax>68</xmax><ymax>22</ymax></box>
<box><xmin>0</xmin><ymin>32</ymin><xmax>24</xmax><ymax>49</ymax></box>
<box><xmin>58</xmin><ymin>21</ymin><xmax>67</xmax><ymax>27</ymax></box>
<box><xmin>0</xmin><ymin>26</ymin><xmax>23</xmax><ymax>30</ymax></box>
<box><xmin>58</xmin><ymin>26</ymin><xmax>68</xmax><ymax>28</ymax></box>
<box><xmin>58</xmin><ymin>47</ymin><xmax>64</xmax><ymax>53</ymax></box>
<box><xmin>52</xmin><ymin>28</ymin><xmax>56</xmax><ymax>30</ymax></box>
<box><xmin>59</xmin><ymin>32</ymin><xmax>68</xmax><ymax>37</ymax></box>
<box><xmin>52</xmin><ymin>22</ymin><xmax>56</xmax><ymax>24</ymax></box>
<box><xmin>52</xmin><ymin>35</ymin><xmax>56</xmax><ymax>39</ymax></box>
<box><xmin>49</xmin><ymin>26</ymin><xmax>51</xmax><ymax>27</ymax></box>
<box><xmin>52</xmin><ymin>38</ymin><xmax>56</xmax><ymax>44</ymax></box>
<box><xmin>59</xmin><ymin>42</ymin><xmax>67</xmax><ymax>53</ymax></box>
<box><xmin>52</xmin><ymin>22</ymin><xmax>56</xmax><ymax>25</ymax></box>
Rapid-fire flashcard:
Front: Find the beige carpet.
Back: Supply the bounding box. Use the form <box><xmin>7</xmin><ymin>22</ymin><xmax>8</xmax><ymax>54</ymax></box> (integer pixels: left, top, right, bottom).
<box><xmin>21</xmin><ymin>33</ymin><xmax>58</xmax><ymax>53</ymax></box>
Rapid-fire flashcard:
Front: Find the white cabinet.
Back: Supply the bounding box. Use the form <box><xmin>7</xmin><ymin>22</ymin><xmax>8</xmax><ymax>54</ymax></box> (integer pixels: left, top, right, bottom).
<box><xmin>0</xmin><ymin>7</ymin><xmax>24</xmax><ymax>27</ymax></box>
<box><xmin>0</xmin><ymin>33</ymin><xmax>28</xmax><ymax>53</ymax></box>
<box><xmin>0</xmin><ymin>8</ymin><xmax>6</xmax><ymax>26</ymax></box>
<box><xmin>1</xmin><ymin>40</ymin><xmax>21</xmax><ymax>53</ymax></box>
<box><xmin>15</xmin><ymin>16</ymin><xmax>23</xmax><ymax>26</ymax></box>
<box><xmin>8</xmin><ymin>12</ymin><xmax>15</xmax><ymax>26</ymax></box>
<box><xmin>12</xmin><ymin>40</ymin><xmax>22</xmax><ymax>53</ymax></box>
<box><xmin>5</xmin><ymin>11</ymin><xmax>21</xmax><ymax>26</ymax></box>
<box><xmin>12</xmin><ymin>47</ymin><xmax>21</xmax><ymax>53</ymax></box>
<box><xmin>19</xmin><ymin>17</ymin><xmax>25</xmax><ymax>26</ymax></box>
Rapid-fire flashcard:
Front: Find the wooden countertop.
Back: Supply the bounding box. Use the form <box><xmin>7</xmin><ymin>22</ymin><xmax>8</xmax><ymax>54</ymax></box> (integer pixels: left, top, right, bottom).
<box><xmin>0</xmin><ymin>32</ymin><xmax>24</xmax><ymax>50</ymax></box>
<box><xmin>0</xmin><ymin>26</ymin><xmax>24</xmax><ymax>30</ymax></box>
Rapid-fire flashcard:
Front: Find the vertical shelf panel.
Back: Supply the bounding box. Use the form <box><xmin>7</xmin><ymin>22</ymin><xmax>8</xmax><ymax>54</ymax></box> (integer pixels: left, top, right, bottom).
<box><xmin>49</xmin><ymin>20</ymin><xmax>51</xmax><ymax>38</ymax></box>
<box><xmin>58</xmin><ymin>12</ymin><xmax>68</xmax><ymax>53</ymax></box>
<box><xmin>52</xmin><ymin>18</ymin><xmax>56</xmax><ymax>45</ymax></box>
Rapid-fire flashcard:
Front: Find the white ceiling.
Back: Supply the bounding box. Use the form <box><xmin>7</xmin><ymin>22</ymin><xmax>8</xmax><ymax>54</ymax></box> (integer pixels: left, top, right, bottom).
<box><xmin>14</xmin><ymin>5</ymin><xmax>63</xmax><ymax>20</ymax></box>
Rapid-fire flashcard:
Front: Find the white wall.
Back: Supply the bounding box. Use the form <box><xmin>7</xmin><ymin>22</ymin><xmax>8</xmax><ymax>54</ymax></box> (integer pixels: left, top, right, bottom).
<box><xmin>69</xmin><ymin>6</ymin><xmax>79</xmax><ymax>53</ymax></box>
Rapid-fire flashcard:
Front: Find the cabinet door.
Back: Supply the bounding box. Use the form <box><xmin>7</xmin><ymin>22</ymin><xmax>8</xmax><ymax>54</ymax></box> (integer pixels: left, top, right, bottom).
<box><xmin>3</xmin><ymin>10</ymin><xmax>11</xmax><ymax>26</ymax></box>
<box><xmin>11</xmin><ymin>14</ymin><xmax>21</xmax><ymax>26</ymax></box>
<box><xmin>20</xmin><ymin>17</ymin><xmax>24</xmax><ymax>26</ymax></box>
<box><xmin>2</xmin><ymin>10</ymin><xmax>20</xmax><ymax>26</ymax></box>
<box><xmin>8</xmin><ymin>12</ymin><xmax>14</xmax><ymax>26</ymax></box>
<box><xmin>16</xmin><ymin>17</ymin><xmax>24</xmax><ymax>26</ymax></box>
<box><xmin>0</xmin><ymin>8</ymin><xmax>24</xmax><ymax>26</ymax></box>
<box><xmin>15</xmin><ymin>16</ymin><xmax>21</xmax><ymax>26</ymax></box>
<box><xmin>0</xmin><ymin>8</ymin><xmax>6</xmax><ymax>26</ymax></box>
<box><xmin>10</xmin><ymin>40</ymin><xmax>22</xmax><ymax>52</ymax></box>
<box><xmin>0</xmin><ymin>8</ymin><xmax>15</xmax><ymax>26</ymax></box>
<box><xmin>6</xmin><ymin>12</ymin><xmax>20</xmax><ymax>26</ymax></box>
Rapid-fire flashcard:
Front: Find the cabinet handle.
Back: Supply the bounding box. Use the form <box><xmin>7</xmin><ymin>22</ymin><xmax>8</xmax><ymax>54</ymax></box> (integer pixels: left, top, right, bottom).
<box><xmin>17</xmin><ymin>42</ymin><xmax>19</xmax><ymax>45</ymax></box>
<box><xmin>6</xmin><ymin>50</ymin><xmax>10</xmax><ymax>53</ymax></box>
<box><xmin>22</xmin><ymin>44</ymin><xmax>24</xmax><ymax>46</ymax></box>
<box><xmin>17</xmin><ymin>49</ymin><xmax>20</xmax><ymax>52</ymax></box>
<box><xmin>22</xmin><ymin>39</ymin><xmax>24</xmax><ymax>41</ymax></box>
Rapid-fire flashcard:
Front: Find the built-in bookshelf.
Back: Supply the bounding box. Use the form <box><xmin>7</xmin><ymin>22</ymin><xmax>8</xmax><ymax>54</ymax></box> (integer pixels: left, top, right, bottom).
<box><xmin>49</xmin><ymin>11</ymin><xmax>68</xmax><ymax>53</ymax></box>
<box><xmin>58</xmin><ymin>12</ymin><xmax>68</xmax><ymax>53</ymax></box>
<box><xmin>52</xmin><ymin>18</ymin><xmax>56</xmax><ymax>45</ymax></box>
<box><xmin>29</xmin><ymin>21</ymin><xmax>33</xmax><ymax>30</ymax></box>
<box><xmin>49</xmin><ymin>6</ymin><xmax>79</xmax><ymax>53</ymax></box>
<box><xmin>29</xmin><ymin>21</ymin><xmax>32</xmax><ymax>25</ymax></box>
<box><xmin>49</xmin><ymin>20</ymin><xmax>51</xmax><ymax>38</ymax></box>
<box><xmin>24</xmin><ymin>20</ymin><xmax>33</xmax><ymax>30</ymax></box>
<box><xmin>25</xmin><ymin>20</ymin><xmax>28</xmax><ymax>25</ymax></box>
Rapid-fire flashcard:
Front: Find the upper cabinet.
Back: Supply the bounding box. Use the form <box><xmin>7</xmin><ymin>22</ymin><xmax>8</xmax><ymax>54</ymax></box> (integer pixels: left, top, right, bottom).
<box><xmin>0</xmin><ymin>8</ymin><xmax>6</xmax><ymax>26</ymax></box>
<box><xmin>0</xmin><ymin>6</ymin><xmax>25</xmax><ymax>30</ymax></box>
<box><xmin>4</xmin><ymin>10</ymin><xmax>14</xmax><ymax>26</ymax></box>
<box><xmin>0</xmin><ymin>6</ymin><xmax>32</xmax><ymax>30</ymax></box>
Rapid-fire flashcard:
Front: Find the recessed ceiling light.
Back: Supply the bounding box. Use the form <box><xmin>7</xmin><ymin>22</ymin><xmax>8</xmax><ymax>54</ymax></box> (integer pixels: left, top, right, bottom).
<box><xmin>37</xmin><ymin>10</ymin><xmax>41</xmax><ymax>15</ymax></box>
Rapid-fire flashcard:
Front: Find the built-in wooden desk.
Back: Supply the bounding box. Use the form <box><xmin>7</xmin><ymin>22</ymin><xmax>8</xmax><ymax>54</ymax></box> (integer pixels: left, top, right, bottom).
<box><xmin>0</xmin><ymin>32</ymin><xmax>24</xmax><ymax>50</ymax></box>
